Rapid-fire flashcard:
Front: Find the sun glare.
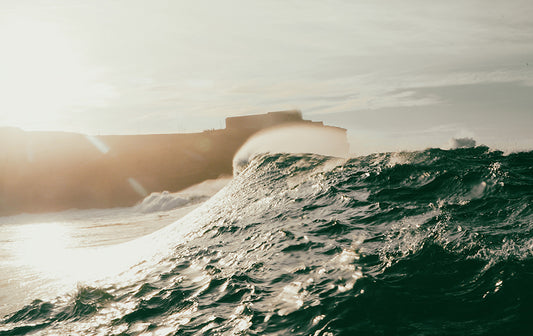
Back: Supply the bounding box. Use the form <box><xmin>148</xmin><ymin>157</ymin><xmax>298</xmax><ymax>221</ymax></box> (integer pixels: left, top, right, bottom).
<box><xmin>12</xmin><ymin>220</ymin><xmax>147</xmax><ymax>284</ymax></box>
<box><xmin>14</xmin><ymin>222</ymin><xmax>72</xmax><ymax>276</ymax></box>
<box><xmin>0</xmin><ymin>17</ymin><xmax>113</xmax><ymax>131</ymax></box>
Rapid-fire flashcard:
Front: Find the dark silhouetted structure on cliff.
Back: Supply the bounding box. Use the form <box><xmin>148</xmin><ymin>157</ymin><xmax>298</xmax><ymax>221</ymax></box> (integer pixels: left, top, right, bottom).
<box><xmin>0</xmin><ymin>110</ymin><xmax>346</xmax><ymax>216</ymax></box>
<box><xmin>225</xmin><ymin>110</ymin><xmax>324</xmax><ymax>130</ymax></box>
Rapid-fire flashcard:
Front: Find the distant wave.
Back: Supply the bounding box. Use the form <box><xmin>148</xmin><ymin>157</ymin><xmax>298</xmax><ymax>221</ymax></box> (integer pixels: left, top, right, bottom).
<box><xmin>134</xmin><ymin>191</ymin><xmax>203</xmax><ymax>213</ymax></box>
<box><xmin>135</xmin><ymin>178</ymin><xmax>231</xmax><ymax>213</ymax></box>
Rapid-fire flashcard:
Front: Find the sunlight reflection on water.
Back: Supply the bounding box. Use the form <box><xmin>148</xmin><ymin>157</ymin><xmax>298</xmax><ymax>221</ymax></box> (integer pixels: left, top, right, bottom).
<box><xmin>0</xmin><ymin>204</ymin><xmax>205</xmax><ymax>317</ymax></box>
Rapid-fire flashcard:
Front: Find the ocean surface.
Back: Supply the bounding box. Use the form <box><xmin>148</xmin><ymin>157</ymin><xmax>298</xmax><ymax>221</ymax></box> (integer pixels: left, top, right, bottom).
<box><xmin>1</xmin><ymin>147</ymin><xmax>533</xmax><ymax>335</ymax></box>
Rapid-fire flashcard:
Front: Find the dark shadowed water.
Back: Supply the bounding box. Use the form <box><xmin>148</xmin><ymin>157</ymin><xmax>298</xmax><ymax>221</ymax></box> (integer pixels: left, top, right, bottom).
<box><xmin>1</xmin><ymin>147</ymin><xmax>533</xmax><ymax>335</ymax></box>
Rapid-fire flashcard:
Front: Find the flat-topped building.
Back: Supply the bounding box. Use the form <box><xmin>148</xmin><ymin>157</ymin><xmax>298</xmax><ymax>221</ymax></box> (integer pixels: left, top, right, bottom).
<box><xmin>225</xmin><ymin>110</ymin><xmax>324</xmax><ymax>130</ymax></box>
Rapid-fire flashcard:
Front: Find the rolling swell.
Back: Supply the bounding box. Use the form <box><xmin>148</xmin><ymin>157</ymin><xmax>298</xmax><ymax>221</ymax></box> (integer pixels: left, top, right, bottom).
<box><xmin>2</xmin><ymin>147</ymin><xmax>533</xmax><ymax>335</ymax></box>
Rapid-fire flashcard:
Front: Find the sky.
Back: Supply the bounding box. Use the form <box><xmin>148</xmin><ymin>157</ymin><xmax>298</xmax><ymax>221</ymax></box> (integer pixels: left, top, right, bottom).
<box><xmin>0</xmin><ymin>0</ymin><xmax>532</xmax><ymax>153</ymax></box>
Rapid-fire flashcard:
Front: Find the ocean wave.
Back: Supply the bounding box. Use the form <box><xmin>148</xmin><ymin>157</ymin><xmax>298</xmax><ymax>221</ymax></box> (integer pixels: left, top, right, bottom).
<box><xmin>134</xmin><ymin>191</ymin><xmax>203</xmax><ymax>213</ymax></box>
<box><xmin>2</xmin><ymin>147</ymin><xmax>533</xmax><ymax>335</ymax></box>
<box><xmin>135</xmin><ymin>178</ymin><xmax>233</xmax><ymax>213</ymax></box>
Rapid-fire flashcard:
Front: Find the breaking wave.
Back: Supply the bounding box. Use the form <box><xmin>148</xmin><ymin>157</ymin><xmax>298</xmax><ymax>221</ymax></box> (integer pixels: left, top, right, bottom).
<box><xmin>2</xmin><ymin>147</ymin><xmax>533</xmax><ymax>335</ymax></box>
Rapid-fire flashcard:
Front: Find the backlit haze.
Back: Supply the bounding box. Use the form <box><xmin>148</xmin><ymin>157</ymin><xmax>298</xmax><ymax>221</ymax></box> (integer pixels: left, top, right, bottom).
<box><xmin>1</xmin><ymin>0</ymin><xmax>532</xmax><ymax>154</ymax></box>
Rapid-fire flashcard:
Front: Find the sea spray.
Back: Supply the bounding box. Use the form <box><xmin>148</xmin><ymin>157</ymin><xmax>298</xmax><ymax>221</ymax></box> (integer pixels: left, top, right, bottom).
<box><xmin>233</xmin><ymin>123</ymin><xmax>349</xmax><ymax>174</ymax></box>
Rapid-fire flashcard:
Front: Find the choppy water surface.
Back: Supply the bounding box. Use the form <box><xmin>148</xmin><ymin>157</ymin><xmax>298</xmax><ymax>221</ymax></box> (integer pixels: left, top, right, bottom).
<box><xmin>1</xmin><ymin>147</ymin><xmax>533</xmax><ymax>335</ymax></box>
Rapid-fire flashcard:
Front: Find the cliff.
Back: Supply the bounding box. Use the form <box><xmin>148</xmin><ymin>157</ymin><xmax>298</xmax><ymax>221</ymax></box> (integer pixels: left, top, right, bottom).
<box><xmin>0</xmin><ymin>110</ymin><xmax>346</xmax><ymax>216</ymax></box>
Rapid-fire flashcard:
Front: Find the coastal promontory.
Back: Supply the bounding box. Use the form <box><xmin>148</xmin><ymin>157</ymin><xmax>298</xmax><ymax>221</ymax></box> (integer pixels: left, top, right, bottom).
<box><xmin>0</xmin><ymin>110</ymin><xmax>346</xmax><ymax>216</ymax></box>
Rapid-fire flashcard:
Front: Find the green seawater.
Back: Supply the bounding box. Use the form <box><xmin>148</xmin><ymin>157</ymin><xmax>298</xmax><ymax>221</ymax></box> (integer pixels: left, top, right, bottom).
<box><xmin>2</xmin><ymin>147</ymin><xmax>533</xmax><ymax>335</ymax></box>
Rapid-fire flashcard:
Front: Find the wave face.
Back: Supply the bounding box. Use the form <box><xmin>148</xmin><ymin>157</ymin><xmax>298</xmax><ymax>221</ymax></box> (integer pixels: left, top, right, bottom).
<box><xmin>2</xmin><ymin>147</ymin><xmax>533</xmax><ymax>335</ymax></box>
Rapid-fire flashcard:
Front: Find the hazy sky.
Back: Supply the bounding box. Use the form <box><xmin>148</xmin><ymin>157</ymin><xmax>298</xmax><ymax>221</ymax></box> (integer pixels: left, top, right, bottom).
<box><xmin>1</xmin><ymin>0</ymin><xmax>532</xmax><ymax>152</ymax></box>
